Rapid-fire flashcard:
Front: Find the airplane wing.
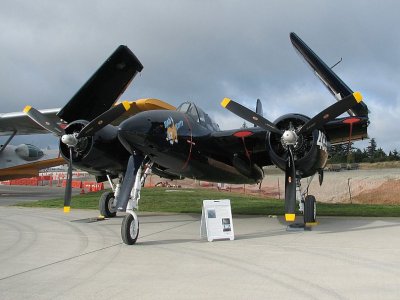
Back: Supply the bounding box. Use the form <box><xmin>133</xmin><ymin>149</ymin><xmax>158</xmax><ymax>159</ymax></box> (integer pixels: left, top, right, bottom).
<box><xmin>0</xmin><ymin>99</ymin><xmax>175</xmax><ymax>137</ymax></box>
<box><xmin>112</xmin><ymin>98</ymin><xmax>176</xmax><ymax>125</ymax></box>
<box><xmin>0</xmin><ymin>109</ymin><xmax>61</xmax><ymax>136</ymax></box>
<box><xmin>324</xmin><ymin>116</ymin><xmax>369</xmax><ymax>145</ymax></box>
<box><xmin>290</xmin><ymin>32</ymin><xmax>369</xmax><ymax>117</ymax></box>
<box><xmin>0</xmin><ymin>156</ymin><xmax>65</xmax><ymax>181</ymax></box>
<box><xmin>57</xmin><ymin>46</ymin><xmax>143</xmax><ymax>123</ymax></box>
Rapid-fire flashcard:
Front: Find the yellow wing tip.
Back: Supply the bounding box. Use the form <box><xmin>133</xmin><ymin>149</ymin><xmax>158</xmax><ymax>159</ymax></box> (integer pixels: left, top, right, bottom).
<box><xmin>23</xmin><ymin>105</ymin><xmax>32</xmax><ymax>114</ymax></box>
<box><xmin>221</xmin><ymin>98</ymin><xmax>231</xmax><ymax>108</ymax></box>
<box><xmin>121</xmin><ymin>101</ymin><xmax>131</xmax><ymax>111</ymax></box>
<box><xmin>285</xmin><ymin>214</ymin><xmax>296</xmax><ymax>222</ymax></box>
<box><xmin>63</xmin><ymin>206</ymin><xmax>71</xmax><ymax>213</ymax></box>
<box><xmin>353</xmin><ymin>91</ymin><xmax>363</xmax><ymax>103</ymax></box>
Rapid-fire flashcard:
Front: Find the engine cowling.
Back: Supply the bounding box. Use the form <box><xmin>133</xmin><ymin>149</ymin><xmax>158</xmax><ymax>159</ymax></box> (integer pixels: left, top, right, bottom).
<box><xmin>267</xmin><ymin>114</ymin><xmax>328</xmax><ymax>178</ymax></box>
<box><xmin>15</xmin><ymin>144</ymin><xmax>44</xmax><ymax>161</ymax></box>
<box><xmin>59</xmin><ymin>120</ymin><xmax>130</xmax><ymax>176</ymax></box>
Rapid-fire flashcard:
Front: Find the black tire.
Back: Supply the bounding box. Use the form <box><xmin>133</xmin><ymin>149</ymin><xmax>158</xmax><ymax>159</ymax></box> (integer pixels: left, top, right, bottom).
<box><xmin>99</xmin><ymin>191</ymin><xmax>117</xmax><ymax>218</ymax></box>
<box><xmin>304</xmin><ymin>195</ymin><xmax>316</xmax><ymax>223</ymax></box>
<box><xmin>121</xmin><ymin>213</ymin><xmax>139</xmax><ymax>245</ymax></box>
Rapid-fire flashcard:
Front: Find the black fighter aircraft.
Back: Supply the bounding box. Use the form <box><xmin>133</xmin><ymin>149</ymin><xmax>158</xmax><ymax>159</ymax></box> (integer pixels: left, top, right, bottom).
<box><xmin>24</xmin><ymin>32</ymin><xmax>369</xmax><ymax>245</ymax></box>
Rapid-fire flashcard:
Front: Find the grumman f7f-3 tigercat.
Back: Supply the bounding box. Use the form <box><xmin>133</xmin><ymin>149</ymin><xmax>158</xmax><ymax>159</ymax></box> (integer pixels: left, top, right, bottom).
<box><xmin>23</xmin><ymin>33</ymin><xmax>369</xmax><ymax>245</ymax></box>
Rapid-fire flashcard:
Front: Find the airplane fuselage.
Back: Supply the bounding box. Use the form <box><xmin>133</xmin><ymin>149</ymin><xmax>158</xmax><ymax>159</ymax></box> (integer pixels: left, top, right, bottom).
<box><xmin>118</xmin><ymin>110</ymin><xmax>265</xmax><ymax>184</ymax></box>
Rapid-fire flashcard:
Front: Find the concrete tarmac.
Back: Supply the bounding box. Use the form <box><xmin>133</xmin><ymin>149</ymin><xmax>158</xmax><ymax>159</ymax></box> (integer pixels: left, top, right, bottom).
<box><xmin>1</xmin><ymin>206</ymin><xmax>400</xmax><ymax>299</ymax></box>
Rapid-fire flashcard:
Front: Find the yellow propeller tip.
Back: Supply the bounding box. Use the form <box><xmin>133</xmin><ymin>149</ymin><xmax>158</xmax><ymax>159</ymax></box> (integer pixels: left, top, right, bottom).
<box><xmin>63</xmin><ymin>206</ymin><xmax>71</xmax><ymax>213</ymax></box>
<box><xmin>221</xmin><ymin>98</ymin><xmax>231</xmax><ymax>108</ymax></box>
<box><xmin>122</xmin><ymin>101</ymin><xmax>131</xmax><ymax>111</ymax></box>
<box><xmin>353</xmin><ymin>91</ymin><xmax>363</xmax><ymax>103</ymax></box>
<box><xmin>285</xmin><ymin>214</ymin><xmax>296</xmax><ymax>222</ymax></box>
<box><xmin>23</xmin><ymin>105</ymin><xmax>32</xmax><ymax>114</ymax></box>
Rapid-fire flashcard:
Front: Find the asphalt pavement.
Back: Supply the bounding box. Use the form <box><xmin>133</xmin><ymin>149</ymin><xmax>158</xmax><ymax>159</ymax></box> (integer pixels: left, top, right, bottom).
<box><xmin>0</xmin><ymin>184</ymin><xmax>79</xmax><ymax>206</ymax></box>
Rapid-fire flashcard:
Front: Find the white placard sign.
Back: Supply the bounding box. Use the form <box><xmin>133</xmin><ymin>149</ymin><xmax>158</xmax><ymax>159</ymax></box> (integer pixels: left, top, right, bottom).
<box><xmin>200</xmin><ymin>199</ymin><xmax>234</xmax><ymax>242</ymax></box>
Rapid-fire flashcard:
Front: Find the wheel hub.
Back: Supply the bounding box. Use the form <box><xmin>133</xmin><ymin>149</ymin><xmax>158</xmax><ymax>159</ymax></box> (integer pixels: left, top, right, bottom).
<box><xmin>108</xmin><ymin>197</ymin><xmax>117</xmax><ymax>213</ymax></box>
<box><xmin>130</xmin><ymin>219</ymin><xmax>138</xmax><ymax>238</ymax></box>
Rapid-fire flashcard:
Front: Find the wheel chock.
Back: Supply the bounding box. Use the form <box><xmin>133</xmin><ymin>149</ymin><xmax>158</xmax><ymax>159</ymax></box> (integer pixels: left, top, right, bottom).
<box><xmin>286</xmin><ymin>223</ymin><xmax>312</xmax><ymax>231</ymax></box>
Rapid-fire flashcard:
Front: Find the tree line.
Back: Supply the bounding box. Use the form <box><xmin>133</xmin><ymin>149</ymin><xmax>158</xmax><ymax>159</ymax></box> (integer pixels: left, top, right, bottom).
<box><xmin>329</xmin><ymin>138</ymin><xmax>399</xmax><ymax>163</ymax></box>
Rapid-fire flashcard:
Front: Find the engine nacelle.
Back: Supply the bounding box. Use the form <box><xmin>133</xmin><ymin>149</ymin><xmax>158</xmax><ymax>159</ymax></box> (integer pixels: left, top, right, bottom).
<box><xmin>59</xmin><ymin>120</ymin><xmax>130</xmax><ymax>176</ymax></box>
<box><xmin>267</xmin><ymin>114</ymin><xmax>328</xmax><ymax>178</ymax></box>
<box><xmin>15</xmin><ymin>144</ymin><xmax>44</xmax><ymax>161</ymax></box>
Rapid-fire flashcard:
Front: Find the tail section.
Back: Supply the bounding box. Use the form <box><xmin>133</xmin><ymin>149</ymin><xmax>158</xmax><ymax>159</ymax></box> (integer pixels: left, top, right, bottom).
<box><xmin>255</xmin><ymin>99</ymin><xmax>263</xmax><ymax>127</ymax></box>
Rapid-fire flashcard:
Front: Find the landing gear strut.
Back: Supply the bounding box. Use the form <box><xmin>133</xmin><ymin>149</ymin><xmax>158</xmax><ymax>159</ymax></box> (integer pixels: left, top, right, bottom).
<box><xmin>116</xmin><ymin>154</ymin><xmax>152</xmax><ymax>245</ymax></box>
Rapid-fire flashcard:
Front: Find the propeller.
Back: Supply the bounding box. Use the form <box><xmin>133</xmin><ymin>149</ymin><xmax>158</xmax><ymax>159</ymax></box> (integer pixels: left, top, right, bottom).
<box><xmin>23</xmin><ymin>101</ymin><xmax>131</xmax><ymax>211</ymax></box>
<box><xmin>284</xmin><ymin>145</ymin><xmax>296</xmax><ymax>221</ymax></box>
<box><xmin>221</xmin><ymin>92</ymin><xmax>363</xmax><ymax>221</ymax></box>
<box><xmin>221</xmin><ymin>98</ymin><xmax>283</xmax><ymax>135</ymax></box>
<box><xmin>77</xmin><ymin>101</ymin><xmax>131</xmax><ymax>138</ymax></box>
<box><xmin>297</xmin><ymin>92</ymin><xmax>362</xmax><ymax>135</ymax></box>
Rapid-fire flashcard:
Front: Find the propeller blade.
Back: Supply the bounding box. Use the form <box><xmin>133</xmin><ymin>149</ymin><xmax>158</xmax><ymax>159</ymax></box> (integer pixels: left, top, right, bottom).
<box><xmin>63</xmin><ymin>147</ymin><xmax>73</xmax><ymax>213</ymax></box>
<box><xmin>284</xmin><ymin>146</ymin><xmax>296</xmax><ymax>222</ymax></box>
<box><xmin>77</xmin><ymin>101</ymin><xmax>131</xmax><ymax>138</ymax></box>
<box><xmin>221</xmin><ymin>98</ymin><xmax>283</xmax><ymax>135</ymax></box>
<box><xmin>23</xmin><ymin>106</ymin><xmax>64</xmax><ymax>136</ymax></box>
<box><xmin>298</xmin><ymin>92</ymin><xmax>363</xmax><ymax>135</ymax></box>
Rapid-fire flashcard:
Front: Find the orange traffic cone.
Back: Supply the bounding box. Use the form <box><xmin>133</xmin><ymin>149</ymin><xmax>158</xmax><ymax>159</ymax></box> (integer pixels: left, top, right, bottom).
<box><xmin>80</xmin><ymin>188</ymin><xmax>85</xmax><ymax>194</ymax></box>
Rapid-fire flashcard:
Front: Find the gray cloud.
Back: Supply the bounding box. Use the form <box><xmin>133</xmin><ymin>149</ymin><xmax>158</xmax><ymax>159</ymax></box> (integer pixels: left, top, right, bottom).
<box><xmin>1</xmin><ymin>0</ymin><xmax>399</xmax><ymax>151</ymax></box>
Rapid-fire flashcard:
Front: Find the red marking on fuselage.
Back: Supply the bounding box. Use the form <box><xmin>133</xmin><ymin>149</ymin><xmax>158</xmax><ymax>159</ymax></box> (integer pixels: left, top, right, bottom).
<box><xmin>181</xmin><ymin>115</ymin><xmax>193</xmax><ymax>171</ymax></box>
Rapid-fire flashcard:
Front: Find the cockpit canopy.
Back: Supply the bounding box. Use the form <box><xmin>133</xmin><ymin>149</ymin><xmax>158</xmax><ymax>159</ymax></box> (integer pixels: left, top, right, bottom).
<box><xmin>176</xmin><ymin>102</ymin><xmax>220</xmax><ymax>131</ymax></box>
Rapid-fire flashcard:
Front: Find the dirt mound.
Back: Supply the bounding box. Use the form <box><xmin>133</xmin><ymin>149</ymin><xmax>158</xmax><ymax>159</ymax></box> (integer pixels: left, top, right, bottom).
<box><xmin>351</xmin><ymin>179</ymin><xmax>400</xmax><ymax>204</ymax></box>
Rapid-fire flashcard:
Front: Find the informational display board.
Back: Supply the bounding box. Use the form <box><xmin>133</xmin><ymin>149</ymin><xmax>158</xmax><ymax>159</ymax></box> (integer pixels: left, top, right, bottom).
<box><xmin>200</xmin><ymin>199</ymin><xmax>234</xmax><ymax>242</ymax></box>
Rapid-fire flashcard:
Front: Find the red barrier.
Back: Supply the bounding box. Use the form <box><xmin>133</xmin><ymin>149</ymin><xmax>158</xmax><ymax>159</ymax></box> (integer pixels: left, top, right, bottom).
<box><xmin>62</xmin><ymin>180</ymin><xmax>83</xmax><ymax>189</ymax></box>
<box><xmin>82</xmin><ymin>182</ymin><xmax>104</xmax><ymax>192</ymax></box>
<box><xmin>10</xmin><ymin>178</ymin><xmax>39</xmax><ymax>186</ymax></box>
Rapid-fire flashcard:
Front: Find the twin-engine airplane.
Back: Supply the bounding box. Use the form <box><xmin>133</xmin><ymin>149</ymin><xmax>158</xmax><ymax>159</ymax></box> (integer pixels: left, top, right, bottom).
<box><xmin>23</xmin><ymin>32</ymin><xmax>369</xmax><ymax>245</ymax></box>
<box><xmin>0</xmin><ymin>111</ymin><xmax>65</xmax><ymax>180</ymax></box>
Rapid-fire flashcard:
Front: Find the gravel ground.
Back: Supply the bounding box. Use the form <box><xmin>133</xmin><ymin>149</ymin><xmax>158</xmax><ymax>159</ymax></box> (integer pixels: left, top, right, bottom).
<box><xmin>149</xmin><ymin>168</ymin><xmax>400</xmax><ymax>204</ymax></box>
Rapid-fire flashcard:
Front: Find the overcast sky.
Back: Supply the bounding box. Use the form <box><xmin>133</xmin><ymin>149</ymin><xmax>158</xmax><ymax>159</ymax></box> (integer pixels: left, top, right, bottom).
<box><xmin>1</xmin><ymin>0</ymin><xmax>399</xmax><ymax>152</ymax></box>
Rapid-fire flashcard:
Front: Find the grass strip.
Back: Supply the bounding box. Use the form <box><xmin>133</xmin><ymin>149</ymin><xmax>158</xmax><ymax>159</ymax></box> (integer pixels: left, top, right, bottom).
<box><xmin>15</xmin><ymin>187</ymin><xmax>400</xmax><ymax>217</ymax></box>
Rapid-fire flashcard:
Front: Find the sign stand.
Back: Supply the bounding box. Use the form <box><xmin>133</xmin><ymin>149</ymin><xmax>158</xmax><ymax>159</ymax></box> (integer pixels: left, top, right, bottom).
<box><xmin>200</xmin><ymin>199</ymin><xmax>234</xmax><ymax>242</ymax></box>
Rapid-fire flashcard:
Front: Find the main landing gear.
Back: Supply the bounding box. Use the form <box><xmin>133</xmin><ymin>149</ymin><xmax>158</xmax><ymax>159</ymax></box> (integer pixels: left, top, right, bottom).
<box><xmin>296</xmin><ymin>176</ymin><xmax>317</xmax><ymax>224</ymax></box>
<box><xmin>98</xmin><ymin>154</ymin><xmax>151</xmax><ymax>245</ymax></box>
<box><xmin>120</xmin><ymin>163</ymin><xmax>144</xmax><ymax>245</ymax></box>
<box><xmin>99</xmin><ymin>190</ymin><xmax>117</xmax><ymax>218</ymax></box>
